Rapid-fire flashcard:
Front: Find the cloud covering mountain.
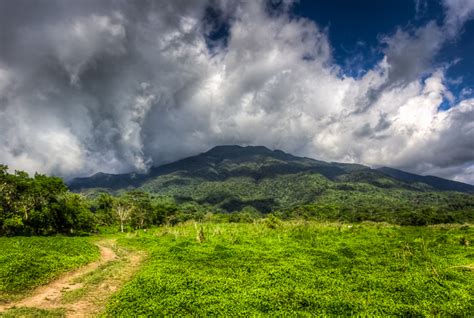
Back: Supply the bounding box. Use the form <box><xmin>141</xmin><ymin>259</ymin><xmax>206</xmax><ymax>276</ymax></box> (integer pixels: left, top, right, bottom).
<box><xmin>0</xmin><ymin>0</ymin><xmax>473</xmax><ymax>183</ymax></box>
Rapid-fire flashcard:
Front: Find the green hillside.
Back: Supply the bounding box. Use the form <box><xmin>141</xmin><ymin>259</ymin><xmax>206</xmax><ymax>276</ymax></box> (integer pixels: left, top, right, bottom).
<box><xmin>69</xmin><ymin>146</ymin><xmax>474</xmax><ymax>224</ymax></box>
<box><xmin>70</xmin><ymin>145</ymin><xmax>474</xmax><ymax>195</ymax></box>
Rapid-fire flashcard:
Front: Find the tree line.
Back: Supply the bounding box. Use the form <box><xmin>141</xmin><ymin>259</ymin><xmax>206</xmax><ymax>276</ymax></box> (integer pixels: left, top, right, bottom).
<box><xmin>0</xmin><ymin>166</ymin><xmax>196</xmax><ymax>236</ymax></box>
<box><xmin>1</xmin><ymin>165</ymin><xmax>473</xmax><ymax>236</ymax></box>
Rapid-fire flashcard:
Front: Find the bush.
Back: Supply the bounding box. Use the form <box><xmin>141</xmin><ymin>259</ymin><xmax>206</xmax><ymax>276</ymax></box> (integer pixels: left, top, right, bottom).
<box><xmin>264</xmin><ymin>214</ymin><xmax>282</xmax><ymax>229</ymax></box>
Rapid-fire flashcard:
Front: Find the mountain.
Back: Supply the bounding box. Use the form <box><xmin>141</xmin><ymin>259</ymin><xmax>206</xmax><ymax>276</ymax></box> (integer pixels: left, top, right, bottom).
<box><xmin>69</xmin><ymin>145</ymin><xmax>474</xmax><ymax>214</ymax></box>
<box><xmin>70</xmin><ymin>145</ymin><xmax>473</xmax><ymax>192</ymax></box>
<box><xmin>376</xmin><ymin>167</ymin><xmax>474</xmax><ymax>193</ymax></box>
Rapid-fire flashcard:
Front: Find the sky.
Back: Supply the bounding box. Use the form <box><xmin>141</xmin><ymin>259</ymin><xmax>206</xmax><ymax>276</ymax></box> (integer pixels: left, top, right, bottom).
<box><xmin>0</xmin><ymin>0</ymin><xmax>473</xmax><ymax>184</ymax></box>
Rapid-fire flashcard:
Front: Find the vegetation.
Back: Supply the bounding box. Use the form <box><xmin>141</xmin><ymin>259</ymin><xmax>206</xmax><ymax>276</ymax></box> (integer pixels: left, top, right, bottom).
<box><xmin>0</xmin><ymin>237</ymin><xmax>98</xmax><ymax>301</ymax></box>
<box><xmin>0</xmin><ymin>165</ymin><xmax>94</xmax><ymax>236</ymax></box>
<box><xmin>1</xmin><ymin>164</ymin><xmax>473</xmax><ymax>237</ymax></box>
<box><xmin>70</xmin><ymin>145</ymin><xmax>474</xmax><ymax>194</ymax></box>
<box><xmin>69</xmin><ymin>145</ymin><xmax>474</xmax><ymax>230</ymax></box>
<box><xmin>0</xmin><ymin>166</ymin><xmax>181</xmax><ymax>235</ymax></box>
<box><xmin>105</xmin><ymin>222</ymin><xmax>474</xmax><ymax>316</ymax></box>
<box><xmin>0</xmin><ymin>221</ymin><xmax>472</xmax><ymax>316</ymax></box>
<box><xmin>137</xmin><ymin>173</ymin><xmax>474</xmax><ymax>224</ymax></box>
<box><xmin>0</xmin><ymin>147</ymin><xmax>473</xmax><ymax>315</ymax></box>
<box><xmin>0</xmin><ymin>307</ymin><xmax>65</xmax><ymax>318</ymax></box>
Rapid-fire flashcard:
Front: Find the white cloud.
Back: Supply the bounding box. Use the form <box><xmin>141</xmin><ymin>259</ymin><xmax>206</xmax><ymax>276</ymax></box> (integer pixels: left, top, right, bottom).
<box><xmin>0</xmin><ymin>102</ymin><xmax>86</xmax><ymax>176</ymax></box>
<box><xmin>0</xmin><ymin>0</ymin><xmax>473</xmax><ymax>184</ymax></box>
<box><xmin>443</xmin><ymin>0</ymin><xmax>474</xmax><ymax>36</ymax></box>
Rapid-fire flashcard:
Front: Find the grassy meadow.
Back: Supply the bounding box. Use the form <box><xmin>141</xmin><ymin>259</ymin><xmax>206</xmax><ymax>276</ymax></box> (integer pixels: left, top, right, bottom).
<box><xmin>106</xmin><ymin>221</ymin><xmax>473</xmax><ymax>316</ymax></box>
<box><xmin>0</xmin><ymin>237</ymin><xmax>99</xmax><ymax>302</ymax></box>
<box><xmin>0</xmin><ymin>221</ymin><xmax>472</xmax><ymax>316</ymax></box>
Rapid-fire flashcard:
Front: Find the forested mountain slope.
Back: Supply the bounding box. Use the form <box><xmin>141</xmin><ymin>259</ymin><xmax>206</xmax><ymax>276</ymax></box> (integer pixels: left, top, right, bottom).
<box><xmin>69</xmin><ymin>146</ymin><xmax>474</xmax><ymax>218</ymax></box>
<box><xmin>70</xmin><ymin>145</ymin><xmax>474</xmax><ymax>193</ymax></box>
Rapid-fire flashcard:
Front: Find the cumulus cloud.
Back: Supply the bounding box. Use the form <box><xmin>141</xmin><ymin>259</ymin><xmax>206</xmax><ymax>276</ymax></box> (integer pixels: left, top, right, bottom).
<box><xmin>0</xmin><ymin>0</ymin><xmax>473</xmax><ymax>184</ymax></box>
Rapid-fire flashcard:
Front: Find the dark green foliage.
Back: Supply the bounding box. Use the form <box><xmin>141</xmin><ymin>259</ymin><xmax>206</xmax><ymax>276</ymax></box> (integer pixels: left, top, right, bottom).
<box><xmin>91</xmin><ymin>192</ymin><xmax>116</xmax><ymax>226</ymax></box>
<box><xmin>126</xmin><ymin>191</ymin><xmax>153</xmax><ymax>229</ymax></box>
<box><xmin>378</xmin><ymin>167</ymin><xmax>474</xmax><ymax>192</ymax></box>
<box><xmin>152</xmin><ymin>196</ymin><xmax>178</xmax><ymax>225</ymax></box>
<box><xmin>105</xmin><ymin>222</ymin><xmax>474</xmax><ymax>316</ymax></box>
<box><xmin>138</xmin><ymin>173</ymin><xmax>474</xmax><ymax>225</ymax></box>
<box><xmin>55</xmin><ymin>193</ymin><xmax>96</xmax><ymax>234</ymax></box>
<box><xmin>3</xmin><ymin>145</ymin><xmax>474</xmax><ymax>235</ymax></box>
<box><xmin>66</xmin><ymin>146</ymin><xmax>474</xmax><ymax>226</ymax></box>
<box><xmin>69</xmin><ymin>145</ymin><xmax>474</xmax><ymax>193</ymax></box>
<box><xmin>99</xmin><ymin>192</ymin><xmax>193</xmax><ymax>231</ymax></box>
<box><xmin>228</xmin><ymin>206</ymin><xmax>261</xmax><ymax>223</ymax></box>
<box><xmin>0</xmin><ymin>166</ymin><xmax>95</xmax><ymax>236</ymax></box>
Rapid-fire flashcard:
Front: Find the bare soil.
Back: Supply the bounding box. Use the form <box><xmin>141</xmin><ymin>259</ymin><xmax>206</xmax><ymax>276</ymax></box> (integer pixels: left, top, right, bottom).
<box><xmin>0</xmin><ymin>239</ymin><xmax>145</xmax><ymax>317</ymax></box>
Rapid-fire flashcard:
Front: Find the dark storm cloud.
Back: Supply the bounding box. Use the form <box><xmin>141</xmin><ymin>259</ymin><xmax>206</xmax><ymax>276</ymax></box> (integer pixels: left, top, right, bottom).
<box><xmin>0</xmin><ymin>0</ymin><xmax>212</xmax><ymax>175</ymax></box>
<box><xmin>0</xmin><ymin>0</ymin><xmax>473</xmax><ymax>184</ymax></box>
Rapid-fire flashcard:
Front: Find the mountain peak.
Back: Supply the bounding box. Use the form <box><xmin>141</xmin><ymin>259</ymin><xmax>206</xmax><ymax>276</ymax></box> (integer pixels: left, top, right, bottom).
<box><xmin>69</xmin><ymin>146</ymin><xmax>474</xmax><ymax>194</ymax></box>
<box><xmin>204</xmin><ymin>145</ymin><xmax>273</xmax><ymax>157</ymax></box>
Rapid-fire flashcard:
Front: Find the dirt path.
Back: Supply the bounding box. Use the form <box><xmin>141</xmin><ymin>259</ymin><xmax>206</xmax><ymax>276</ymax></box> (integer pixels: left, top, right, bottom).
<box><xmin>0</xmin><ymin>239</ymin><xmax>146</xmax><ymax>317</ymax></box>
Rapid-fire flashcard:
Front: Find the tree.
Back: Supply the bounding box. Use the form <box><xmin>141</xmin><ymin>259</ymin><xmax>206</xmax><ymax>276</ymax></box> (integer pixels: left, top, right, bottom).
<box><xmin>114</xmin><ymin>198</ymin><xmax>132</xmax><ymax>233</ymax></box>
<box><xmin>56</xmin><ymin>192</ymin><xmax>95</xmax><ymax>234</ymax></box>
<box><xmin>93</xmin><ymin>192</ymin><xmax>116</xmax><ymax>226</ymax></box>
<box><xmin>126</xmin><ymin>191</ymin><xmax>152</xmax><ymax>230</ymax></box>
<box><xmin>152</xmin><ymin>197</ymin><xmax>178</xmax><ymax>226</ymax></box>
<box><xmin>0</xmin><ymin>167</ymin><xmax>95</xmax><ymax>236</ymax></box>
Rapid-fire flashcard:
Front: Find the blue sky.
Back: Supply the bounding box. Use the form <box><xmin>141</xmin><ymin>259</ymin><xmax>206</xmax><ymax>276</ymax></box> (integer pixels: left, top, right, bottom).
<box><xmin>295</xmin><ymin>0</ymin><xmax>474</xmax><ymax>104</ymax></box>
<box><xmin>205</xmin><ymin>0</ymin><xmax>474</xmax><ymax>106</ymax></box>
<box><xmin>0</xmin><ymin>0</ymin><xmax>473</xmax><ymax>183</ymax></box>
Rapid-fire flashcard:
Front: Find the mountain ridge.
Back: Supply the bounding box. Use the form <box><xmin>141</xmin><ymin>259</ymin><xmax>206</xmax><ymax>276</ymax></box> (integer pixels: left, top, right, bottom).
<box><xmin>69</xmin><ymin>145</ymin><xmax>474</xmax><ymax>193</ymax></box>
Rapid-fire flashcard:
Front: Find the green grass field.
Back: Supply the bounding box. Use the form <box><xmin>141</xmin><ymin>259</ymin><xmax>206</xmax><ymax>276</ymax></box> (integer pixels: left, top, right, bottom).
<box><xmin>0</xmin><ymin>222</ymin><xmax>472</xmax><ymax>316</ymax></box>
<box><xmin>0</xmin><ymin>237</ymin><xmax>99</xmax><ymax>302</ymax></box>
<box><xmin>106</xmin><ymin>222</ymin><xmax>474</xmax><ymax>316</ymax></box>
